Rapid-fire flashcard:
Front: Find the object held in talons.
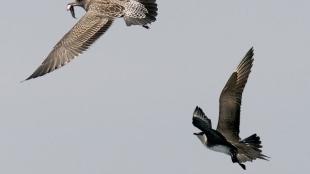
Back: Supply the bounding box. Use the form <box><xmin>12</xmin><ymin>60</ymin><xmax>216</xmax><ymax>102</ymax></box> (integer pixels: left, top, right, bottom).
<box><xmin>67</xmin><ymin>4</ymin><xmax>76</xmax><ymax>18</ymax></box>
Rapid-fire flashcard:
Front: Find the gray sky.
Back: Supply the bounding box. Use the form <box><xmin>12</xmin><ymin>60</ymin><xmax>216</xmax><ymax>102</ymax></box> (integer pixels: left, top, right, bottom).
<box><xmin>0</xmin><ymin>0</ymin><xmax>309</xmax><ymax>173</ymax></box>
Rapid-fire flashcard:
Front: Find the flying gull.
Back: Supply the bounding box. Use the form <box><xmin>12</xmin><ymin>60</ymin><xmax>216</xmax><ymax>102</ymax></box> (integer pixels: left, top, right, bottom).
<box><xmin>25</xmin><ymin>0</ymin><xmax>158</xmax><ymax>80</ymax></box>
<box><xmin>192</xmin><ymin>48</ymin><xmax>269</xmax><ymax>170</ymax></box>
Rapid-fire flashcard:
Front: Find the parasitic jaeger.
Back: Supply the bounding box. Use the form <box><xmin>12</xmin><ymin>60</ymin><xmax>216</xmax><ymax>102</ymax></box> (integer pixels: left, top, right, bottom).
<box><xmin>192</xmin><ymin>48</ymin><xmax>269</xmax><ymax>170</ymax></box>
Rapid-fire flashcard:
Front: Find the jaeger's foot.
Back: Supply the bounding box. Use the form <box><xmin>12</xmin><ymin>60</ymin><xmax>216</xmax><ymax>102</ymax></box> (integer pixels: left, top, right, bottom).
<box><xmin>231</xmin><ymin>152</ymin><xmax>246</xmax><ymax>170</ymax></box>
<box><xmin>231</xmin><ymin>154</ymin><xmax>238</xmax><ymax>163</ymax></box>
<box><xmin>238</xmin><ymin>163</ymin><xmax>246</xmax><ymax>170</ymax></box>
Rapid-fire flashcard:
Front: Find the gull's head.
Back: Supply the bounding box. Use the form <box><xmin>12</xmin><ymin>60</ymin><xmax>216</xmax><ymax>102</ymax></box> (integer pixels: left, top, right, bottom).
<box><xmin>67</xmin><ymin>0</ymin><xmax>85</xmax><ymax>18</ymax></box>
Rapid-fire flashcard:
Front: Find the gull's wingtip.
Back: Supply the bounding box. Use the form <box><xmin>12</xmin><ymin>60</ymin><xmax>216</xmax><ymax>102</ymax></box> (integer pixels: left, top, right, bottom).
<box><xmin>20</xmin><ymin>75</ymin><xmax>33</xmax><ymax>83</ymax></box>
<box><xmin>20</xmin><ymin>79</ymin><xmax>27</xmax><ymax>83</ymax></box>
<box><xmin>23</xmin><ymin>75</ymin><xmax>34</xmax><ymax>82</ymax></box>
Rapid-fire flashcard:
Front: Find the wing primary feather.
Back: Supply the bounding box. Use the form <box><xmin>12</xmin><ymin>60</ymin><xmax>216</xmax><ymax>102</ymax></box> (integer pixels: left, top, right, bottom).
<box><xmin>25</xmin><ymin>12</ymin><xmax>113</xmax><ymax>81</ymax></box>
<box><xmin>217</xmin><ymin>47</ymin><xmax>255</xmax><ymax>141</ymax></box>
<box><xmin>192</xmin><ymin>106</ymin><xmax>212</xmax><ymax>131</ymax></box>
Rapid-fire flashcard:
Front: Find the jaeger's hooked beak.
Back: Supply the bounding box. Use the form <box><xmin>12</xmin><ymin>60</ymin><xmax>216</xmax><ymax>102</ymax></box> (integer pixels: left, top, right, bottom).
<box><xmin>67</xmin><ymin>2</ymin><xmax>78</xmax><ymax>19</ymax></box>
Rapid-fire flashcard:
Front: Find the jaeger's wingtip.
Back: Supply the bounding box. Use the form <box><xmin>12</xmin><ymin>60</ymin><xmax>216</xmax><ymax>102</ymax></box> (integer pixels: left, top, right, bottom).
<box><xmin>248</xmin><ymin>47</ymin><xmax>254</xmax><ymax>54</ymax></box>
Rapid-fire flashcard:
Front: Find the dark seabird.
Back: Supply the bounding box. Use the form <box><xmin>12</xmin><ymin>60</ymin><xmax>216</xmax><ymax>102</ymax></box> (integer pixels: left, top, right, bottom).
<box><xmin>192</xmin><ymin>48</ymin><xmax>269</xmax><ymax>170</ymax></box>
<box><xmin>25</xmin><ymin>0</ymin><xmax>157</xmax><ymax>80</ymax></box>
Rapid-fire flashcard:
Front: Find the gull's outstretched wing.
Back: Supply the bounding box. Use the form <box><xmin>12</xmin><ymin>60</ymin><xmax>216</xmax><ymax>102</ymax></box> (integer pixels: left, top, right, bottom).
<box><xmin>217</xmin><ymin>48</ymin><xmax>254</xmax><ymax>141</ymax></box>
<box><xmin>26</xmin><ymin>11</ymin><xmax>113</xmax><ymax>80</ymax></box>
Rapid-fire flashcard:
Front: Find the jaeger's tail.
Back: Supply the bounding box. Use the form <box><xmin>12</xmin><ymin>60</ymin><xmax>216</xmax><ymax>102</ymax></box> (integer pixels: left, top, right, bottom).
<box><xmin>241</xmin><ymin>134</ymin><xmax>263</xmax><ymax>149</ymax></box>
<box><xmin>124</xmin><ymin>0</ymin><xmax>158</xmax><ymax>28</ymax></box>
<box><xmin>236</xmin><ymin>134</ymin><xmax>270</xmax><ymax>163</ymax></box>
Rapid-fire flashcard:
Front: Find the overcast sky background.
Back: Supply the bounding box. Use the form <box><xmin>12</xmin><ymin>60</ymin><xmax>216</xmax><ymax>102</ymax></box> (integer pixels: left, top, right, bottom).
<box><xmin>0</xmin><ymin>0</ymin><xmax>309</xmax><ymax>173</ymax></box>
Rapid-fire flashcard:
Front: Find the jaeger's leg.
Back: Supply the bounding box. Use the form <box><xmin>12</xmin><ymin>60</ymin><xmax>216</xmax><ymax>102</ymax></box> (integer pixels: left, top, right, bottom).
<box><xmin>230</xmin><ymin>151</ymin><xmax>246</xmax><ymax>170</ymax></box>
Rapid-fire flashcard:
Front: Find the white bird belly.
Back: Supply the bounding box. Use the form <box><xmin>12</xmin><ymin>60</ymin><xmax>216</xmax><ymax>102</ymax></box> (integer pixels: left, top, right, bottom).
<box><xmin>208</xmin><ymin>145</ymin><xmax>231</xmax><ymax>155</ymax></box>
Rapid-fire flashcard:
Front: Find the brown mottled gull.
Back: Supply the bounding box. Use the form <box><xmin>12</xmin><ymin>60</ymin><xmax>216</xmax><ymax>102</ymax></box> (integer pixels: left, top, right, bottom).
<box><xmin>26</xmin><ymin>0</ymin><xmax>157</xmax><ymax>80</ymax></box>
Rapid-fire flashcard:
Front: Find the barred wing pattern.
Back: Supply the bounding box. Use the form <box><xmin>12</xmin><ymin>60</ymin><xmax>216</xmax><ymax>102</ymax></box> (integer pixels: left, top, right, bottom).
<box><xmin>26</xmin><ymin>11</ymin><xmax>113</xmax><ymax>80</ymax></box>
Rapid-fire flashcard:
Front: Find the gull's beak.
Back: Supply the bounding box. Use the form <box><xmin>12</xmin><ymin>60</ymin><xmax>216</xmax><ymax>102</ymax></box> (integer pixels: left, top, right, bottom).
<box><xmin>67</xmin><ymin>3</ymin><xmax>76</xmax><ymax>19</ymax></box>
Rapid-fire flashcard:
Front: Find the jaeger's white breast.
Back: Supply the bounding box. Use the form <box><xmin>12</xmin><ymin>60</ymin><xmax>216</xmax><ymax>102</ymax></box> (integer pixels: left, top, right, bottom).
<box><xmin>208</xmin><ymin>145</ymin><xmax>231</xmax><ymax>155</ymax></box>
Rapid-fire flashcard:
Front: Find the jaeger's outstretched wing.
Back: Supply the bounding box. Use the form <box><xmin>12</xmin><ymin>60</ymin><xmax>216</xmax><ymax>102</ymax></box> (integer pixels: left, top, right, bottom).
<box><xmin>217</xmin><ymin>48</ymin><xmax>254</xmax><ymax>141</ymax></box>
